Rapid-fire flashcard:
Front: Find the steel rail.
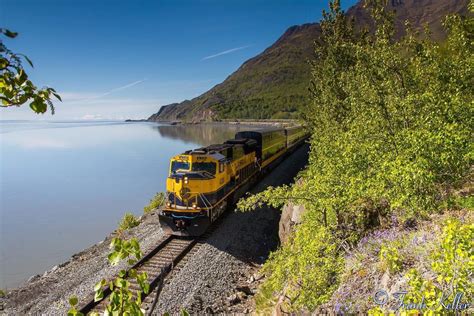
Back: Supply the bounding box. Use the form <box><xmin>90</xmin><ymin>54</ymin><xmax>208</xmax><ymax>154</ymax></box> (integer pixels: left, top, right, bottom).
<box><xmin>78</xmin><ymin>234</ymin><xmax>196</xmax><ymax>314</ymax></box>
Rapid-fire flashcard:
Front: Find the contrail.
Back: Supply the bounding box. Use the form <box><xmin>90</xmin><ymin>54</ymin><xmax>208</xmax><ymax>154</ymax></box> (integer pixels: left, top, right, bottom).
<box><xmin>87</xmin><ymin>79</ymin><xmax>147</xmax><ymax>100</ymax></box>
<box><xmin>201</xmin><ymin>45</ymin><xmax>251</xmax><ymax>61</ymax></box>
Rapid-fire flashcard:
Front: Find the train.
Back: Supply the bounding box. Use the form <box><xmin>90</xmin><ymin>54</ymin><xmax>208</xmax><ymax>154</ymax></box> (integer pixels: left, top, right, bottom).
<box><xmin>158</xmin><ymin>126</ymin><xmax>309</xmax><ymax>236</ymax></box>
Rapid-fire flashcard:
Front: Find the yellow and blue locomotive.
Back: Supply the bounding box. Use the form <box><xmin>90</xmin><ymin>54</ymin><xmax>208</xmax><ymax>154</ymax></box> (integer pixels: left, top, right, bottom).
<box><xmin>159</xmin><ymin>126</ymin><xmax>308</xmax><ymax>236</ymax></box>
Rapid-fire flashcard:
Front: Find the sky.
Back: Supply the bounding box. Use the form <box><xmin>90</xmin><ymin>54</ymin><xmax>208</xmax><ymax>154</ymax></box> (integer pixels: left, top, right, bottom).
<box><xmin>0</xmin><ymin>0</ymin><xmax>357</xmax><ymax>121</ymax></box>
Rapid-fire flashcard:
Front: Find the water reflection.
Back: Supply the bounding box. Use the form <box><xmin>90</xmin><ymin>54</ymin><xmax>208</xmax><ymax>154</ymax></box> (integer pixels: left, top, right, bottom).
<box><xmin>152</xmin><ymin>123</ymin><xmax>261</xmax><ymax>146</ymax></box>
<box><xmin>0</xmin><ymin>121</ymin><xmax>265</xmax><ymax>289</ymax></box>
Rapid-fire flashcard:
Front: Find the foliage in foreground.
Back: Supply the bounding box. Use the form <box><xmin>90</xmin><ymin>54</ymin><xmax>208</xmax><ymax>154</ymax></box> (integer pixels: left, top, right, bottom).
<box><xmin>255</xmin><ymin>222</ymin><xmax>343</xmax><ymax>312</ymax></box>
<box><xmin>239</xmin><ymin>0</ymin><xmax>473</xmax><ymax>312</ymax></box>
<box><xmin>369</xmin><ymin>218</ymin><xmax>473</xmax><ymax>315</ymax></box>
<box><xmin>68</xmin><ymin>237</ymin><xmax>149</xmax><ymax>316</ymax></box>
<box><xmin>0</xmin><ymin>28</ymin><xmax>60</xmax><ymax>114</ymax></box>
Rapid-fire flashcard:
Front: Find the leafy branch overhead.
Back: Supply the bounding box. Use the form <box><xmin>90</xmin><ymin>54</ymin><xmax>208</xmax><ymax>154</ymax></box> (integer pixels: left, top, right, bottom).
<box><xmin>0</xmin><ymin>28</ymin><xmax>60</xmax><ymax>114</ymax></box>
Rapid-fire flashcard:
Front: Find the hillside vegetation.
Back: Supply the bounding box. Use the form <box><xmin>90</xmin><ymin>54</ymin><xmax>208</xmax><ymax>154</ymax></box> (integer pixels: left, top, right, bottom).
<box><xmin>238</xmin><ymin>0</ymin><xmax>473</xmax><ymax>313</ymax></box>
<box><xmin>148</xmin><ymin>0</ymin><xmax>469</xmax><ymax>122</ymax></box>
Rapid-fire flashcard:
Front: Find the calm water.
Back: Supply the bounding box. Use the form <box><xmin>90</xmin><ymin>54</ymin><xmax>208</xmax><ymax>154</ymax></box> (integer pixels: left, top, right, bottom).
<box><xmin>0</xmin><ymin>120</ymin><xmax>257</xmax><ymax>289</ymax></box>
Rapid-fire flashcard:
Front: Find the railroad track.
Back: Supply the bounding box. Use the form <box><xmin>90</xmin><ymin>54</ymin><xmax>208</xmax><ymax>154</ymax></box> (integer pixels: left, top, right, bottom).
<box><xmin>77</xmin><ymin>210</ymin><xmax>226</xmax><ymax>315</ymax></box>
<box><xmin>78</xmin><ymin>234</ymin><xmax>197</xmax><ymax>315</ymax></box>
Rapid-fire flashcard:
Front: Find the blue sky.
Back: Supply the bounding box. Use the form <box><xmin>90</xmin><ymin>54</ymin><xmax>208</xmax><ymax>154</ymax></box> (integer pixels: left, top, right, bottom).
<box><xmin>1</xmin><ymin>0</ymin><xmax>357</xmax><ymax>120</ymax></box>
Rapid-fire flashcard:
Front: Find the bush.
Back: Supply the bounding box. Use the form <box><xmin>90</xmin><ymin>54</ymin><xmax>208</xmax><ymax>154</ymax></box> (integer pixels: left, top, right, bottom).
<box><xmin>240</xmin><ymin>0</ymin><xmax>473</xmax><ymax>311</ymax></box>
<box><xmin>118</xmin><ymin>212</ymin><xmax>140</xmax><ymax>231</ymax></box>
<box><xmin>379</xmin><ymin>244</ymin><xmax>402</xmax><ymax>274</ymax></box>
<box><xmin>143</xmin><ymin>192</ymin><xmax>165</xmax><ymax>214</ymax></box>
<box><xmin>256</xmin><ymin>222</ymin><xmax>343</xmax><ymax>312</ymax></box>
<box><xmin>371</xmin><ymin>219</ymin><xmax>473</xmax><ymax>314</ymax></box>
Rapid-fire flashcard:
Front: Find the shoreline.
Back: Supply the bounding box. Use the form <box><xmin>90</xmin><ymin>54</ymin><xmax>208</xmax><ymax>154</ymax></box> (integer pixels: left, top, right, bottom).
<box><xmin>1</xmin><ymin>144</ymin><xmax>309</xmax><ymax>315</ymax></box>
<box><xmin>127</xmin><ymin>118</ymin><xmax>300</xmax><ymax>127</ymax></box>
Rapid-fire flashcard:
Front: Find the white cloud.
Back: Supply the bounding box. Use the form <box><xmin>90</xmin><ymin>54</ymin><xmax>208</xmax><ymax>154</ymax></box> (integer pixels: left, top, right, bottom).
<box><xmin>81</xmin><ymin>114</ymin><xmax>103</xmax><ymax>120</ymax></box>
<box><xmin>201</xmin><ymin>45</ymin><xmax>251</xmax><ymax>60</ymax></box>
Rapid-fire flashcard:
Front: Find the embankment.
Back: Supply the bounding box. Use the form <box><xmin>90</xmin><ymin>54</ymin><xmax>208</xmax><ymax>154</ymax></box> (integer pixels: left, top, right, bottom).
<box><xmin>1</xmin><ymin>144</ymin><xmax>309</xmax><ymax>315</ymax></box>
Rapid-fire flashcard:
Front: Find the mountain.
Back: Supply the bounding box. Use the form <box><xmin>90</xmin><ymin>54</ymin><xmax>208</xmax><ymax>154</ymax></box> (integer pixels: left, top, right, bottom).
<box><xmin>148</xmin><ymin>0</ymin><xmax>469</xmax><ymax>122</ymax></box>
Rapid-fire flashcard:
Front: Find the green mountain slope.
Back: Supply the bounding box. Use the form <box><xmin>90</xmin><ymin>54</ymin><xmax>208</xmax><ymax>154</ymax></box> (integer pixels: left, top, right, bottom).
<box><xmin>148</xmin><ymin>0</ymin><xmax>469</xmax><ymax>122</ymax></box>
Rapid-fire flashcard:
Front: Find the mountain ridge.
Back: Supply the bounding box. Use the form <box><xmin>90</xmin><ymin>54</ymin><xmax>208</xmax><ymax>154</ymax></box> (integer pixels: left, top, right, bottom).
<box><xmin>148</xmin><ymin>0</ymin><xmax>469</xmax><ymax>122</ymax></box>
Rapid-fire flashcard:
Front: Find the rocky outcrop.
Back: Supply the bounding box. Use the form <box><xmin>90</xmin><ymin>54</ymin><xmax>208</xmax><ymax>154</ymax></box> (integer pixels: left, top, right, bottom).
<box><xmin>278</xmin><ymin>202</ymin><xmax>306</xmax><ymax>244</ymax></box>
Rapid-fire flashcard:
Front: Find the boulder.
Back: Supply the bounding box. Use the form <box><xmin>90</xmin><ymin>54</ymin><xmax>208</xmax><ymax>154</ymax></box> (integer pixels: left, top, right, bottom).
<box><xmin>279</xmin><ymin>202</ymin><xmax>306</xmax><ymax>244</ymax></box>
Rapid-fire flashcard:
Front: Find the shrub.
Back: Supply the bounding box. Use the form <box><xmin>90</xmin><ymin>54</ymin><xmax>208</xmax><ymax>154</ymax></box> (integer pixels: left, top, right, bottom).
<box><xmin>68</xmin><ymin>237</ymin><xmax>149</xmax><ymax>316</ymax></box>
<box><xmin>240</xmin><ymin>0</ymin><xmax>473</xmax><ymax>311</ymax></box>
<box><xmin>143</xmin><ymin>192</ymin><xmax>165</xmax><ymax>214</ymax></box>
<box><xmin>371</xmin><ymin>219</ymin><xmax>473</xmax><ymax>314</ymax></box>
<box><xmin>379</xmin><ymin>244</ymin><xmax>402</xmax><ymax>274</ymax></box>
<box><xmin>255</xmin><ymin>222</ymin><xmax>343</xmax><ymax>312</ymax></box>
<box><xmin>118</xmin><ymin>212</ymin><xmax>140</xmax><ymax>231</ymax></box>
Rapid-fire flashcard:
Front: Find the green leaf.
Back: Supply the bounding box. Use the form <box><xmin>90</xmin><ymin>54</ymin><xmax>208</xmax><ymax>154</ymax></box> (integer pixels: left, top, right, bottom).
<box><xmin>94</xmin><ymin>279</ymin><xmax>106</xmax><ymax>291</ymax></box>
<box><xmin>67</xmin><ymin>309</ymin><xmax>76</xmax><ymax>316</ymax></box>
<box><xmin>1</xmin><ymin>29</ymin><xmax>18</xmax><ymax>38</ymax></box>
<box><xmin>52</xmin><ymin>92</ymin><xmax>62</xmax><ymax>101</ymax></box>
<box><xmin>68</xmin><ymin>295</ymin><xmax>78</xmax><ymax>306</ymax></box>
<box><xmin>128</xmin><ymin>269</ymin><xmax>137</xmax><ymax>278</ymax></box>
<box><xmin>29</xmin><ymin>100</ymin><xmax>42</xmax><ymax>113</ymax></box>
<box><xmin>108</xmin><ymin>252</ymin><xmax>121</xmax><ymax>265</ymax></box>
<box><xmin>130</xmin><ymin>238</ymin><xmax>140</xmax><ymax>250</ymax></box>
<box><xmin>23</xmin><ymin>55</ymin><xmax>34</xmax><ymax>68</ymax></box>
<box><xmin>142</xmin><ymin>283</ymin><xmax>150</xmax><ymax>294</ymax></box>
<box><xmin>94</xmin><ymin>289</ymin><xmax>104</xmax><ymax>302</ymax></box>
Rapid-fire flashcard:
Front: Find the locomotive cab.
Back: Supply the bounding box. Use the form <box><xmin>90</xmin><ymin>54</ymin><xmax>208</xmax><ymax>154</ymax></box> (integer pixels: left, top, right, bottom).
<box><xmin>160</xmin><ymin>139</ymin><xmax>258</xmax><ymax>236</ymax></box>
<box><xmin>158</xmin><ymin>127</ymin><xmax>306</xmax><ymax>237</ymax></box>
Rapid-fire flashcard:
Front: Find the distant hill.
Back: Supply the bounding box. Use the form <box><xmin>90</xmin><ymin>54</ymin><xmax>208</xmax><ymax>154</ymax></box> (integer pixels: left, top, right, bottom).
<box><xmin>148</xmin><ymin>0</ymin><xmax>469</xmax><ymax>122</ymax></box>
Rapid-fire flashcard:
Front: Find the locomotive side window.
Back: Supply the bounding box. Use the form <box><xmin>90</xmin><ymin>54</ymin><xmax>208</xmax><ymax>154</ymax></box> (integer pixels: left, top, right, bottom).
<box><xmin>171</xmin><ymin>161</ymin><xmax>190</xmax><ymax>174</ymax></box>
<box><xmin>192</xmin><ymin>162</ymin><xmax>217</xmax><ymax>175</ymax></box>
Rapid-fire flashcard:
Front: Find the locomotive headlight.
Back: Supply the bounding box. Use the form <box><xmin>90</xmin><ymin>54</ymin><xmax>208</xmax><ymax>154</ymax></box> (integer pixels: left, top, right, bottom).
<box><xmin>192</xmin><ymin>203</ymin><xmax>197</xmax><ymax>209</ymax></box>
<box><xmin>166</xmin><ymin>202</ymin><xmax>171</xmax><ymax>207</ymax></box>
<box><xmin>184</xmin><ymin>176</ymin><xmax>189</xmax><ymax>184</ymax></box>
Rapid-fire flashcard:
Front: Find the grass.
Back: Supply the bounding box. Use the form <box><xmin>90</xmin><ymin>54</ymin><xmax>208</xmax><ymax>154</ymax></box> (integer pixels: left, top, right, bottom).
<box><xmin>118</xmin><ymin>212</ymin><xmax>140</xmax><ymax>231</ymax></box>
<box><xmin>143</xmin><ymin>192</ymin><xmax>165</xmax><ymax>214</ymax></box>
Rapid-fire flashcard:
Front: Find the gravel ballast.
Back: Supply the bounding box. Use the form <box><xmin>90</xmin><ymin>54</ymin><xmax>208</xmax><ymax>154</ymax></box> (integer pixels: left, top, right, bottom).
<box><xmin>1</xmin><ymin>144</ymin><xmax>309</xmax><ymax>315</ymax></box>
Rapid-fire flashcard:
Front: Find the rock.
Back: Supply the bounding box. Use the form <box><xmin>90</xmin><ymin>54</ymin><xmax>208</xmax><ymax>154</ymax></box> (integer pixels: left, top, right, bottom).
<box><xmin>279</xmin><ymin>201</ymin><xmax>306</xmax><ymax>244</ymax></box>
<box><xmin>227</xmin><ymin>293</ymin><xmax>241</xmax><ymax>305</ymax></box>
<box><xmin>380</xmin><ymin>271</ymin><xmax>390</xmax><ymax>289</ymax></box>
<box><xmin>27</xmin><ymin>274</ymin><xmax>41</xmax><ymax>283</ymax></box>
<box><xmin>253</xmin><ymin>272</ymin><xmax>263</xmax><ymax>281</ymax></box>
<box><xmin>237</xmin><ymin>291</ymin><xmax>247</xmax><ymax>301</ymax></box>
<box><xmin>236</xmin><ymin>286</ymin><xmax>253</xmax><ymax>296</ymax></box>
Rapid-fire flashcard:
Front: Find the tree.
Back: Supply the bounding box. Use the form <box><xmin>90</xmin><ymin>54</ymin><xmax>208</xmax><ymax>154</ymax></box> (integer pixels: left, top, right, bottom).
<box><xmin>239</xmin><ymin>0</ymin><xmax>473</xmax><ymax>311</ymax></box>
<box><xmin>0</xmin><ymin>28</ymin><xmax>60</xmax><ymax>114</ymax></box>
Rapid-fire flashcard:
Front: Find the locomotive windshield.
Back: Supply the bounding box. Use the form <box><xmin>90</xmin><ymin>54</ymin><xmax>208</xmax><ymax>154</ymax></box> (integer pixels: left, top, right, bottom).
<box><xmin>170</xmin><ymin>161</ymin><xmax>190</xmax><ymax>174</ymax></box>
<box><xmin>191</xmin><ymin>162</ymin><xmax>216</xmax><ymax>175</ymax></box>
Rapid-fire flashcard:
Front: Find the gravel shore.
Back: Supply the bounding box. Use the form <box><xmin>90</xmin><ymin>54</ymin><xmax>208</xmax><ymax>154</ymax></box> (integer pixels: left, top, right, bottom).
<box><xmin>1</xmin><ymin>144</ymin><xmax>308</xmax><ymax>315</ymax></box>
